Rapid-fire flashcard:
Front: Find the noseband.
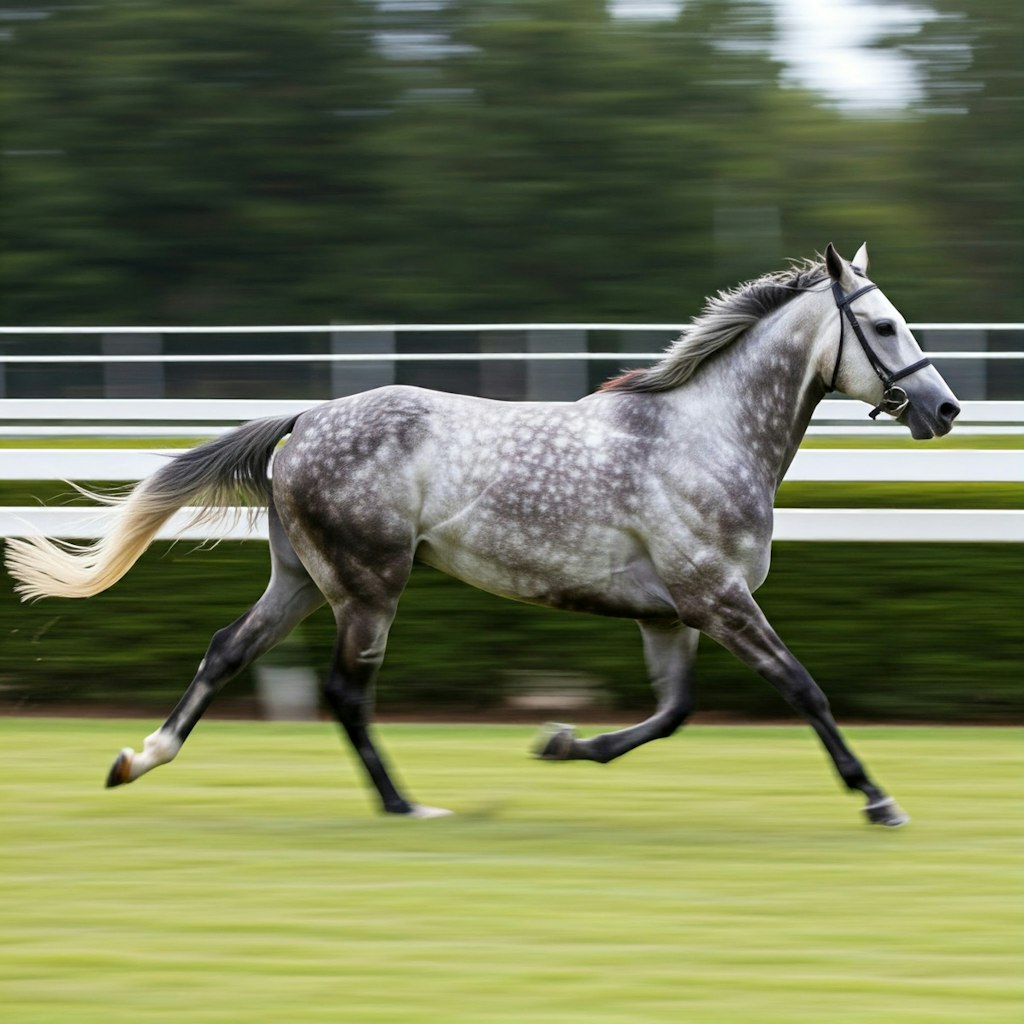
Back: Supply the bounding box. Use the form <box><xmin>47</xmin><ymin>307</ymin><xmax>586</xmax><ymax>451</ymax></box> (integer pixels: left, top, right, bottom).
<box><xmin>828</xmin><ymin>280</ymin><xmax>932</xmax><ymax>419</ymax></box>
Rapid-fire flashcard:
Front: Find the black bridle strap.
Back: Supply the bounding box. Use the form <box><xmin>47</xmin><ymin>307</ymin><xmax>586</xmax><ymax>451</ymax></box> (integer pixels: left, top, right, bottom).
<box><xmin>829</xmin><ymin>280</ymin><xmax>932</xmax><ymax>418</ymax></box>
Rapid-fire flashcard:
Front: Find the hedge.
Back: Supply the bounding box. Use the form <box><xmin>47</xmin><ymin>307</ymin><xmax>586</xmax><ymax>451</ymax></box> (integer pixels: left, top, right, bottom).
<box><xmin>0</xmin><ymin>540</ymin><xmax>1020</xmax><ymax>722</ymax></box>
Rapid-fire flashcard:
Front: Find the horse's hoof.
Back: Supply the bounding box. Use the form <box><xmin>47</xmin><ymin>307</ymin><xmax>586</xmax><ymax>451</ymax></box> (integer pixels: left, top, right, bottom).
<box><xmin>407</xmin><ymin>804</ymin><xmax>454</xmax><ymax>820</ymax></box>
<box><xmin>864</xmin><ymin>796</ymin><xmax>910</xmax><ymax>827</ymax></box>
<box><xmin>533</xmin><ymin>723</ymin><xmax>577</xmax><ymax>761</ymax></box>
<box><xmin>105</xmin><ymin>748</ymin><xmax>135</xmax><ymax>788</ymax></box>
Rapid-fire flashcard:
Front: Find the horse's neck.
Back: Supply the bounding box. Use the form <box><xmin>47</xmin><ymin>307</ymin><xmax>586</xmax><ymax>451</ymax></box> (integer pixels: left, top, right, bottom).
<box><xmin>682</xmin><ymin>315</ymin><xmax>824</xmax><ymax>489</ymax></box>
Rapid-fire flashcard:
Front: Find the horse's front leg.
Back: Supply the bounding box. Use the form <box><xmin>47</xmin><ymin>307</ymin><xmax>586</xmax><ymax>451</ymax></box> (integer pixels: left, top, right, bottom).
<box><xmin>692</xmin><ymin>582</ymin><xmax>908</xmax><ymax>827</ymax></box>
<box><xmin>535</xmin><ymin>619</ymin><xmax>698</xmax><ymax>764</ymax></box>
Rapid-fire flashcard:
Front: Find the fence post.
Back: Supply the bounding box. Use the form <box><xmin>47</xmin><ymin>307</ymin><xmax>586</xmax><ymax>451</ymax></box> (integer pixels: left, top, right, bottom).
<box><xmin>480</xmin><ymin>330</ymin><xmax>527</xmax><ymax>399</ymax></box>
<box><xmin>919</xmin><ymin>328</ymin><xmax>987</xmax><ymax>400</ymax></box>
<box><xmin>102</xmin><ymin>333</ymin><xmax>165</xmax><ymax>398</ymax></box>
<box><xmin>331</xmin><ymin>329</ymin><xmax>395</xmax><ymax>397</ymax></box>
<box><xmin>526</xmin><ymin>329</ymin><xmax>588</xmax><ymax>400</ymax></box>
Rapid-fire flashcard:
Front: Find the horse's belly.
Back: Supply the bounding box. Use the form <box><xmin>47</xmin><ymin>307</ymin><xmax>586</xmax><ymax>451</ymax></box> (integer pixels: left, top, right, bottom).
<box><xmin>415</xmin><ymin>540</ymin><xmax>675</xmax><ymax>619</ymax></box>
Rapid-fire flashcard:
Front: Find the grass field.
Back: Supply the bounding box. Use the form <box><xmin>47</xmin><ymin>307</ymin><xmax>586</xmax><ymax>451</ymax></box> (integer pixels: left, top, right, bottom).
<box><xmin>1</xmin><ymin>719</ymin><xmax>1020</xmax><ymax>1023</ymax></box>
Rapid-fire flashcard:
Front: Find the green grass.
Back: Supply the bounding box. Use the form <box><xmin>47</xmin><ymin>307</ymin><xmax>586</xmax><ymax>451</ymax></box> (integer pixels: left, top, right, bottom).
<box><xmin>800</xmin><ymin>434</ymin><xmax>1024</xmax><ymax>450</ymax></box>
<box><xmin>2</xmin><ymin>432</ymin><xmax>1022</xmax><ymax>510</ymax></box>
<box><xmin>776</xmin><ymin>481</ymin><xmax>1024</xmax><ymax>509</ymax></box>
<box><xmin>2</xmin><ymin>719</ymin><xmax>1020</xmax><ymax>1024</ymax></box>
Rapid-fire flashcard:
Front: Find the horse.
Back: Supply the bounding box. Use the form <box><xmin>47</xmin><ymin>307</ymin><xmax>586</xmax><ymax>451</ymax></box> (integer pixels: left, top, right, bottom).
<box><xmin>5</xmin><ymin>243</ymin><xmax>960</xmax><ymax>826</ymax></box>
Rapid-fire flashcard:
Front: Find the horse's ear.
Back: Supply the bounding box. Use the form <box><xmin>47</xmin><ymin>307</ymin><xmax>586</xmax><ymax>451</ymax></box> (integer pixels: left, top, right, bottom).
<box><xmin>852</xmin><ymin>242</ymin><xmax>870</xmax><ymax>275</ymax></box>
<box><xmin>825</xmin><ymin>242</ymin><xmax>844</xmax><ymax>282</ymax></box>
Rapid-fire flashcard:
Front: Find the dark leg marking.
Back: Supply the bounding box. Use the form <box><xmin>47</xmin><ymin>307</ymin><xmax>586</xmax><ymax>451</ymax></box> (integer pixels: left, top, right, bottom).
<box><xmin>694</xmin><ymin>585</ymin><xmax>908</xmax><ymax>826</ymax></box>
<box><xmin>322</xmin><ymin>607</ymin><xmax>412</xmax><ymax>814</ymax></box>
<box><xmin>320</xmin><ymin>604</ymin><xmax>451</xmax><ymax>818</ymax></box>
<box><xmin>105</xmin><ymin>507</ymin><xmax>325</xmax><ymax>787</ymax></box>
<box><xmin>534</xmin><ymin>620</ymin><xmax>698</xmax><ymax>764</ymax></box>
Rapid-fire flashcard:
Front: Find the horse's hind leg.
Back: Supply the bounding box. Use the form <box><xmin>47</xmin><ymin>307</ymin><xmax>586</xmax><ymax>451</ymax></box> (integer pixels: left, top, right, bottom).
<box><xmin>536</xmin><ymin>619</ymin><xmax>698</xmax><ymax>764</ymax></box>
<box><xmin>321</xmin><ymin>597</ymin><xmax>451</xmax><ymax>819</ymax></box>
<box><xmin>106</xmin><ymin>508</ymin><xmax>324</xmax><ymax>787</ymax></box>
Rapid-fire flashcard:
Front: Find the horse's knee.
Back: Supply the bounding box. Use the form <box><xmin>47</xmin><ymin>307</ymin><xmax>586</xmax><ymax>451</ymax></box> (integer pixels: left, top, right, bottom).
<box><xmin>654</xmin><ymin>700</ymin><xmax>693</xmax><ymax>739</ymax></box>
<box><xmin>783</xmin><ymin>676</ymin><xmax>831</xmax><ymax>720</ymax></box>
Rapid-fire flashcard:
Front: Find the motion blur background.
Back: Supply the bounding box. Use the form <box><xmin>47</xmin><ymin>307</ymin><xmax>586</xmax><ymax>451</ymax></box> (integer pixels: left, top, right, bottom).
<box><xmin>3</xmin><ymin>0</ymin><xmax>1022</xmax><ymax>326</ymax></box>
<box><xmin>0</xmin><ymin>0</ymin><xmax>1021</xmax><ymax>720</ymax></box>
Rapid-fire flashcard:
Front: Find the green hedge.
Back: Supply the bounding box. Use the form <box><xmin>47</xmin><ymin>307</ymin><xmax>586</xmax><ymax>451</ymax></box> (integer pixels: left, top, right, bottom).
<box><xmin>1</xmin><ymin>540</ymin><xmax>1020</xmax><ymax>721</ymax></box>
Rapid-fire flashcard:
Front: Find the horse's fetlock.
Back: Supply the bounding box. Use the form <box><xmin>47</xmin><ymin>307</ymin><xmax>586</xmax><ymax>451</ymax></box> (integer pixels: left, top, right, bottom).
<box><xmin>142</xmin><ymin>730</ymin><xmax>180</xmax><ymax>766</ymax></box>
<box><xmin>583</xmin><ymin>736</ymin><xmax>615</xmax><ymax>764</ymax></box>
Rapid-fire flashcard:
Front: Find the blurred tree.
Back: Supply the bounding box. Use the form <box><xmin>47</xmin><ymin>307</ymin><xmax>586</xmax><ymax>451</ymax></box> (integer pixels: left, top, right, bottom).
<box><xmin>363</xmin><ymin>0</ymin><xmax>795</xmax><ymax>321</ymax></box>
<box><xmin>0</xmin><ymin>0</ymin><xmax>825</xmax><ymax>324</ymax></box>
<box><xmin>889</xmin><ymin>0</ymin><xmax>1024</xmax><ymax>319</ymax></box>
<box><xmin>0</xmin><ymin>0</ymin><xmax>1020</xmax><ymax>325</ymax></box>
<box><xmin>1</xmin><ymin>0</ymin><xmax>396</xmax><ymax>324</ymax></box>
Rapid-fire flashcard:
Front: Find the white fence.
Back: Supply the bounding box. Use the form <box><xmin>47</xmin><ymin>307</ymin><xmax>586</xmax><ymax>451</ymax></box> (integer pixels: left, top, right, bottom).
<box><xmin>2</xmin><ymin>506</ymin><xmax>1021</xmax><ymax>544</ymax></box>
<box><xmin>0</xmin><ymin>402</ymin><xmax>1021</xmax><ymax>542</ymax></box>
<box><xmin>0</xmin><ymin>438</ymin><xmax>1021</xmax><ymax>484</ymax></box>
<box><xmin>0</xmin><ymin>327</ymin><xmax>1021</xmax><ymax>542</ymax></box>
<box><xmin>1</xmin><ymin>396</ymin><xmax>1023</xmax><ymax>437</ymax></box>
<box><xmin>2</xmin><ymin>319</ymin><xmax>1023</xmax><ymax>434</ymax></box>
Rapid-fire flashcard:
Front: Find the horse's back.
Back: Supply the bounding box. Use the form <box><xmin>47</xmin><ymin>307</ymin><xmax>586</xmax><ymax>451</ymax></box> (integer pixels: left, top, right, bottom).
<box><xmin>274</xmin><ymin>384</ymin><xmax>599</xmax><ymax>515</ymax></box>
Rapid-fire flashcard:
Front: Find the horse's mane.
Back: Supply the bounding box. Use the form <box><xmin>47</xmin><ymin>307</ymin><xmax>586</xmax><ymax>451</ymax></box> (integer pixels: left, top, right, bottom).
<box><xmin>601</xmin><ymin>258</ymin><xmax>828</xmax><ymax>393</ymax></box>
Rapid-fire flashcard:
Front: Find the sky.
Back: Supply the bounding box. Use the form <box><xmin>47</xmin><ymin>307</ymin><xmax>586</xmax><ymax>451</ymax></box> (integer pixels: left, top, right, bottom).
<box><xmin>610</xmin><ymin>0</ymin><xmax>929</xmax><ymax>111</ymax></box>
<box><xmin>773</xmin><ymin>0</ymin><xmax>927</xmax><ymax>111</ymax></box>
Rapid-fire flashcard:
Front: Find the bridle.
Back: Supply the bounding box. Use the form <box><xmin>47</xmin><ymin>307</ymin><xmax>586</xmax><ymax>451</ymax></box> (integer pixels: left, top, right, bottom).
<box><xmin>828</xmin><ymin>278</ymin><xmax>932</xmax><ymax>420</ymax></box>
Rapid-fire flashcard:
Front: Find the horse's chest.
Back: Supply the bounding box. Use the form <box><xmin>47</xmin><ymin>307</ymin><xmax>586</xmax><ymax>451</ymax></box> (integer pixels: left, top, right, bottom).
<box><xmin>641</xmin><ymin>474</ymin><xmax>774</xmax><ymax>593</ymax></box>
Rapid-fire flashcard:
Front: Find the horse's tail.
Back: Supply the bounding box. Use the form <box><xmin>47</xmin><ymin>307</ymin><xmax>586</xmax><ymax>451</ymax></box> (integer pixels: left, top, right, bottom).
<box><xmin>5</xmin><ymin>413</ymin><xmax>301</xmax><ymax>601</ymax></box>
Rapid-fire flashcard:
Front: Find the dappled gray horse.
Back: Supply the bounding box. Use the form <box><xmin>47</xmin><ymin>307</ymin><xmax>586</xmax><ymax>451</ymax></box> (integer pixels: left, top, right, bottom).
<box><xmin>6</xmin><ymin>244</ymin><xmax>959</xmax><ymax>826</ymax></box>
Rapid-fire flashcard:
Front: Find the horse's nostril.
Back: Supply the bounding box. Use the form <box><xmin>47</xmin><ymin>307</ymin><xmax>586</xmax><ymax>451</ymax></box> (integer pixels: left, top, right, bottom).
<box><xmin>940</xmin><ymin>401</ymin><xmax>961</xmax><ymax>424</ymax></box>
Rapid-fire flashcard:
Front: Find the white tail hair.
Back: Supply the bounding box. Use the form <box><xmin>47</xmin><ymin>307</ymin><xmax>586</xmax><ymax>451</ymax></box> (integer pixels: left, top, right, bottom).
<box><xmin>5</xmin><ymin>413</ymin><xmax>299</xmax><ymax>601</ymax></box>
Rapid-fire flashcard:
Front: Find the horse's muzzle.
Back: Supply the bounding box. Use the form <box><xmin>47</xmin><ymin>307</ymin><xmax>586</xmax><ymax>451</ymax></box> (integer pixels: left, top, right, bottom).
<box><xmin>936</xmin><ymin>399</ymin><xmax>961</xmax><ymax>435</ymax></box>
<box><xmin>901</xmin><ymin>397</ymin><xmax>961</xmax><ymax>439</ymax></box>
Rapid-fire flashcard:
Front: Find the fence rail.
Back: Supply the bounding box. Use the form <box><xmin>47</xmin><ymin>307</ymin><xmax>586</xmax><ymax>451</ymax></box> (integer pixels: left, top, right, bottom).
<box><xmin>1</xmin><ymin>396</ymin><xmax>1022</xmax><ymax>419</ymax></box>
<box><xmin>1</xmin><ymin>322</ymin><xmax>1021</xmax><ymax>415</ymax></box>
<box><xmin>0</xmin><ymin>328</ymin><xmax>1020</xmax><ymax>543</ymax></box>
<box><xmin>1</xmin><ymin>506</ymin><xmax>1021</xmax><ymax>543</ymax></box>
<box><xmin>2</xmin><ymin>398</ymin><xmax>1023</xmax><ymax>438</ymax></box>
<box><xmin>3</xmin><ymin>322</ymin><xmax>1024</xmax><ymax>334</ymax></box>
<box><xmin>0</xmin><ymin>351</ymin><xmax>1021</xmax><ymax>365</ymax></box>
<box><xmin>0</xmin><ymin>445</ymin><xmax>1019</xmax><ymax>484</ymax></box>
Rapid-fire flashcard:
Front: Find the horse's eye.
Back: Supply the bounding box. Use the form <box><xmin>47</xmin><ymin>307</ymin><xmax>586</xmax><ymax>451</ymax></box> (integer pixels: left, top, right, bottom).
<box><xmin>875</xmin><ymin>320</ymin><xmax>896</xmax><ymax>338</ymax></box>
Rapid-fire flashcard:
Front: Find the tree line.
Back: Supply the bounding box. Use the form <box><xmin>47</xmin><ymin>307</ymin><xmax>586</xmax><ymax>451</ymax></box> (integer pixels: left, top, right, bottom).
<box><xmin>1</xmin><ymin>0</ymin><xmax>1021</xmax><ymax>328</ymax></box>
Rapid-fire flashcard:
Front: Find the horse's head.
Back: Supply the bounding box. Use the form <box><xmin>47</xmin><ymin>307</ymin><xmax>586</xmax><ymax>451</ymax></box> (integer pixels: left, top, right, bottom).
<box><xmin>820</xmin><ymin>243</ymin><xmax>960</xmax><ymax>439</ymax></box>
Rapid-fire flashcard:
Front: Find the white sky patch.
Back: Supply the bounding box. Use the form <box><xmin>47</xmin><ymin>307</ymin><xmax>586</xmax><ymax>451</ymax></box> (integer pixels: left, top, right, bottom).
<box><xmin>607</xmin><ymin>0</ymin><xmax>684</xmax><ymax>18</ymax></box>
<box><xmin>609</xmin><ymin>0</ymin><xmax>929</xmax><ymax>112</ymax></box>
<box><xmin>774</xmin><ymin>0</ymin><xmax>927</xmax><ymax>111</ymax></box>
